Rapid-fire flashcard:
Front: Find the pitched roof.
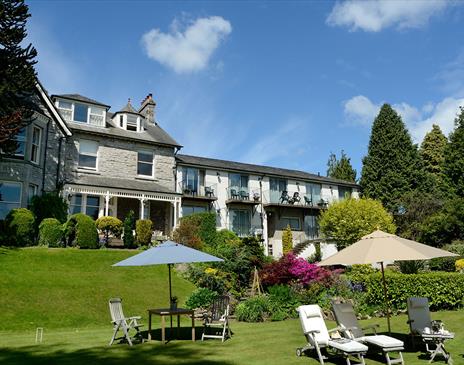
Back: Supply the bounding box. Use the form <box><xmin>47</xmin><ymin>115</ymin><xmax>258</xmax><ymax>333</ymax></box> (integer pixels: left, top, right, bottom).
<box><xmin>68</xmin><ymin>113</ymin><xmax>181</xmax><ymax>148</ymax></box>
<box><xmin>118</xmin><ymin>99</ymin><xmax>140</xmax><ymax>115</ymax></box>
<box><xmin>53</xmin><ymin>93</ymin><xmax>110</xmax><ymax>108</ymax></box>
<box><xmin>66</xmin><ymin>174</ymin><xmax>178</xmax><ymax>194</ymax></box>
<box><xmin>176</xmin><ymin>154</ymin><xmax>359</xmax><ymax>187</ymax></box>
<box><xmin>36</xmin><ymin>82</ymin><xmax>72</xmax><ymax>136</ymax></box>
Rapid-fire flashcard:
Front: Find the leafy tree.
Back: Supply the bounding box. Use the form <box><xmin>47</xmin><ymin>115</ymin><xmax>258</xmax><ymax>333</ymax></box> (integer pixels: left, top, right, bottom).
<box><xmin>123</xmin><ymin>210</ymin><xmax>136</xmax><ymax>248</ymax></box>
<box><xmin>360</xmin><ymin>104</ymin><xmax>426</xmax><ymax>212</ymax></box>
<box><xmin>318</xmin><ymin>197</ymin><xmax>396</xmax><ymax>249</ymax></box>
<box><xmin>282</xmin><ymin>225</ymin><xmax>293</xmax><ymax>254</ymax></box>
<box><xmin>327</xmin><ymin>150</ymin><xmax>357</xmax><ymax>182</ymax></box>
<box><xmin>95</xmin><ymin>216</ymin><xmax>123</xmax><ymax>246</ymax></box>
<box><xmin>172</xmin><ymin>212</ymin><xmax>217</xmax><ymax>249</ymax></box>
<box><xmin>444</xmin><ymin>107</ymin><xmax>464</xmax><ymax>197</ymax></box>
<box><xmin>0</xmin><ymin>0</ymin><xmax>38</xmax><ymax>149</ymax></box>
<box><xmin>30</xmin><ymin>193</ymin><xmax>68</xmax><ymax>233</ymax></box>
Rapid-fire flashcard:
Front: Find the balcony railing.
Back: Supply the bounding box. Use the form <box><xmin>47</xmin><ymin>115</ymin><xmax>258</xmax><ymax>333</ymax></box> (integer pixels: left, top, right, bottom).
<box><xmin>89</xmin><ymin>113</ymin><xmax>105</xmax><ymax>127</ymax></box>
<box><xmin>179</xmin><ymin>182</ymin><xmax>217</xmax><ymax>200</ymax></box>
<box><xmin>226</xmin><ymin>187</ymin><xmax>261</xmax><ymax>203</ymax></box>
<box><xmin>263</xmin><ymin>190</ymin><xmax>329</xmax><ymax>208</ymax></box>
<box><xmin>228</xmin><ymin>223</ymin><xmax>263</xmax><ymax>237</ymax></box>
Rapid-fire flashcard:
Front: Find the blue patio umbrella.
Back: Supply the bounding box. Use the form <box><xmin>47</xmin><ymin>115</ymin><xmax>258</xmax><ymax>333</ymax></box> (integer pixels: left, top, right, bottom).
<box><xmin>113</xmin><ymin>240</ymin><xmax>223</xmax><ymax>304</ymax></box>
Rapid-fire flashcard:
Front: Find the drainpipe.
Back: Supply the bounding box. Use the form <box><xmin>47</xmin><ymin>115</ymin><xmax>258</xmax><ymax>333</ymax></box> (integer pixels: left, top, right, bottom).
<box><xmin>41</xmin><ymin>120</ymin><xmax>51</xmax><ymax>193</ymax></box>
<box><xmin>55</xmin><ymin>136</ymin><xmax>65</xmax><ymax>189</ymax></box>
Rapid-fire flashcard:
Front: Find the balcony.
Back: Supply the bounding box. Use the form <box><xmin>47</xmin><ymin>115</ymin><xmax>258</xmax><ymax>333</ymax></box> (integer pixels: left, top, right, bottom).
<box><xmin>225</xmin><ymin>187</ymin><xmax>261</xmax><ymax>205</ymax></box>
<box><xmin>179</xmin><ymin>182</ymin><xmax>218</xmax><ymax>202</ymax></box>
<box><xmin>228</xmin><ymin>223</ymin><xmax>263</xmax><ymax>238</ymax></box>
<box><xmin>262</xmin><ymin>190</ymin><xmax>328</xmax><ymax>209</ymax></box>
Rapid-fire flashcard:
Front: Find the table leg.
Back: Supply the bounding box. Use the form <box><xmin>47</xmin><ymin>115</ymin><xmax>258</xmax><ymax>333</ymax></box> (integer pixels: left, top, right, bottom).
<box><xmin>177</xmin><ymin>314</ymin><xmax>180</xmax><ymax>338</ymax></box>
<box><xmin>161</xmin><ymin>315</ymin><xmax>166</xmax><ymax>344</ymax></box>
<box><xmin>148</xmin><ymin>312</ymin><xmax>152</xmax><ymax>341</ymax></box>
<box><xmin>192</xmin><ymin>313</ymin><xmax>195</xmax><ymax>341</ymax></box>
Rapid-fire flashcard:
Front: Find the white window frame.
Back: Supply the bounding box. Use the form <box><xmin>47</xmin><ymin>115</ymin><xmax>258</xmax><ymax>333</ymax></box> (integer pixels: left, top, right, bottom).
<box><xmin>0</xmin><ymin>181</ymin><xmax>22</xmax><ymax>219</ymax></box>
<box><xmin>30</xmin><ymin>126</ymin><xmax>42</xmax><ymax>164</ymax></box>
<box><xmin>14</xmin><ymin>128</ymin><xmax>27</xmax><ymax>158</ymax></box>
<box><xmin>78</xmin><ymin>139</ymin><xmax>99</xmax><ymax>170</ymax></box>
<box><xmin>137</xmin><ymin>150</ymin><xmax>154</xmax><ymax>178</ymax></box>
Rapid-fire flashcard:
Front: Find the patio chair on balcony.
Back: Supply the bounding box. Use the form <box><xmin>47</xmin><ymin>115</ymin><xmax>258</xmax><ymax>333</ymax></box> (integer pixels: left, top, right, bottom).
<box><xmin>253</xmin><ymin>192</ymin><xmax>260</xmax><ymax>202</ymax></box>
<box><xmin>280</xmin><ymin>190</ymin><xmax>290</xmax><ymax>204</ymax></box>
<box><xmin>183</xmin><ymin>184</ymin><xmax>195</xmax><ymax>196</ymax></box>
<box><xmin>304</xmin><ymin>196</ymin><xmax>313</xmax><ymax>206</ymax></box>
<box><xmin>239</xmin><ymin>190</ymin><xmax>249</xmax><ymax>200</ymax></box>
<box><xmin>230</xmin><ymin>189</ymin><xmax>240</xmax><ymax>199</ymax></box>
<box><xmin>108</xmin><ymin>298</ymin><xmax>143</xmax><ymax>346</ymax></box>
<box><xmin>289</xmin><ymin>192</ymin><xmax>301</xmax><ymax>204</ymax></box>
<box><xmin>205</xmin><ymin>186</ymin><xmax>214</xmax><ymax>197</ymax></box>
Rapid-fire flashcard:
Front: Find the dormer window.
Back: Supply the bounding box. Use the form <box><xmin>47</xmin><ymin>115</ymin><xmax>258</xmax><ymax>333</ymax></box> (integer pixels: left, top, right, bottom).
<box><xmin>126</xmin><ymin>114</ymin><xmax>138</xmax><ymax>131</ymax></box>
<box><xmin>56</xmin><ymin>99</ymin><xmax>106</xmax><ymax>127</ymax></box>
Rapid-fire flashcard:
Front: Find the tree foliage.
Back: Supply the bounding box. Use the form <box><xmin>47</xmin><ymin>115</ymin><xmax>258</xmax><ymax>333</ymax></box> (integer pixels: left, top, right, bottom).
<box><xmin>135</xmin><ymin>219</ymin><xmax>153</xmax><ymax>246</ymax></box>
<box><xmin>327</xmin><ymin>150</ymin><xmax>357</xmax><ymax>182</ymax></box>
<box><xmin>95</xmin><ymin>216</ymin><xmax>123</xmax><ymax>246</ymax></box>
<box><xmin>444</xmin><ymin>107</ymin><xmax>464</xmax><ymax>197</ymax></box>
<box><xmin>30</xmin><ymin>192</ymin><xmax>68</xmax><ymax>231</ymax></box>
<box><xmin>360</xmin><ymin>104</ymin><xmax>426</xmax><ymax>212</ymax></box>
<box><xmin>0</xmin><ymin>0</ymin><xmax>38</xmax><ymax>147</ymax></box>
<box><xmin>123</xmin><ymin>210</ymin><xmax>136</xmax><ymax>248</ymax></box>
<box><xmin>318</xmin><ymin>197</ymin><xmax>396</xmax><ymax>249</ymax></box>
<box><xmin>282</xmin><ymin>225</ymin><xmax>293</xmax><ymax>254</ymax></box>
<box><xmin>172</xmin><ymin>212</ymin><xmax>217</xmax><ymax>249</ymax></box>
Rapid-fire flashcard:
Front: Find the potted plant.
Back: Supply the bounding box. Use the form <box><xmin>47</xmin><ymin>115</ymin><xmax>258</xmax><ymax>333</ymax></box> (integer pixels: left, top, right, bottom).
<box><xmin>170</xmin><ymin>296</ymin><xmax>178</xmax><ymax>310</ymax></box>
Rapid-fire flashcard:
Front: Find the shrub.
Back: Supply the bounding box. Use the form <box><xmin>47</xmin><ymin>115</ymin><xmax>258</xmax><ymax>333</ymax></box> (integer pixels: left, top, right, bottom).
<box><xmin>136</xmin><ymin>219</ymin><xmax>153</xmax><ymax>246</ymax></box>
<box><xmin>235</xmin><ymin>295</ymin><xmax>270</xmax><ymax>322</ymax></box>
<box><xmin>96</xmin><ymin>216</ymin><xmax>123</xmax><ymax>246</ymax></box>
<box><xmin>346</xmin><ymin>264</ymin><xmax>377</xmax><ymax>285</ymax></box>
<box><xmin>397</xmin><ymin>260</ymin><xmax>425</xmax><ymax>274</ymax></box>
<box><xmin>428</xmin><ymin>257</ymin><xmax>457</xmax><ymax>272</ymax></box>
<box><xmin>65</xmin><ymin>213</ymin><xmax>98</xmax><ymax>249</ymax></box>
<box><xmin>456</xmin><ymin>259</ymin><xmax>464</xmax><ymax>272</ymax></box>
<box><xmin>215</xmin><ymin>229</ymin><xmax>241</xmax><ymax>246</ymax></box>
<box><xmin>123</xmin><ymin>210</ymin><xmax>136</xmax><ymax>248</ymax></box>
<box><xmin>267</xmin><ymin>285</ymin><xmax>301</xmax><ymax>320</ymax></box>
<box><xmin>365</xmin><ymin>272</ymin><xmax>464</xmax><ymax>310</ymax></box>
<box><xmin>173</xmin><ymin>212</ymin><xmax>217</xmax><ymax>249</ymax></box>
<box><xmin>30</xmin><ymin>193</ymin><xmax>68</xmax><ymax>228</ymax></box>
<box><xmin>39</xmin><ymin>218</ymin><xmax>64</xmax><ymax>247</ymax></box>
<box><xmin>282</xmin><ymin>225</ymin><xmax>293</xmax><ymax>254</ymax></box>
<box><xmin>185</xmin><ymin>288</ymin><xmax>218</xmax><ymax>309</ymax></box>
<box><xmin>5</xmin><ymin>208</ymin><xmax>35</xmax><ymax>246</ymax></box>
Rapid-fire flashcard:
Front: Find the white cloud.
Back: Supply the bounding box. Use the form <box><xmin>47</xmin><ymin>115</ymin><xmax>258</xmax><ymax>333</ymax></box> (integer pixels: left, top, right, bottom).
<box><xmin>343</xmin><ymin>94</ymin><xmax>464</xmax><ymax>142</ymax></box>
<box><xmin>327</xmin><ymin>0</ymin><xmax>450</xmax><ymax>32</ymax></box>
<box><xmin>142</xmin><ymin>16</ymin><xmax>232</xmax><ymax>74</ymax></box>
<box><xmin>343</xmin><ymin>95</ymin><xmax>380</xmax><ymax>125</ymax></box>
<box><xmin>434</xmin><ymin>50</ymin><xmax>464</xmax><ymax>95</ymax></box>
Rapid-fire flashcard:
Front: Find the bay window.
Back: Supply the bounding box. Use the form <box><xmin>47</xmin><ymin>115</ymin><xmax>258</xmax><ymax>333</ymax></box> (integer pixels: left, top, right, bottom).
<box><xmin>0</xmin><ymin>182</ymin><xmax>21</xmax><ymax>219</ymax></box>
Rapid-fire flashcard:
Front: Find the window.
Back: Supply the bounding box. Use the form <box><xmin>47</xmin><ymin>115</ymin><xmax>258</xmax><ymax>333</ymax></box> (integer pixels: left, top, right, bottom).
<box><xmin>182</xmin><ymin>167</ymin><xmax>199</xmax><ymax>194</ymax></box>
<box><xmin>338</xmin><ymin>186</ymin><xmax>352</xmax><ymax>200</ymax></box>
<box><xmin>229</xmin><ymin>173</ymin><xmax>249</xmax><ymax>198</ymax></box>
<box><xmin>281</xmin><ymin>216</ymin><xmax>301</xmax><ymax>230</ymax></box>
<box><xmin>85</xmin><ymin>195</ymin><xmax>100</xmax><ymax>219</ymax></box>
<box><xmin>270</xmin><ymin>178</ymin><xmax>287</xmax><ymax>203</ymax></box>
<box><xmin>229</xmin><ymin>208</ymin><xmax>251</xmax><ymax>237</ymax></box>
<box><xmin>7</xmin><ymin>128</ymin><xmax>27</xmax><ymax>158</ymax></box>
<box><xmin>126</xmin><ymin>114</ymin><xmax>138</xmax><ymax>131</ymax></box>
<box><xmin>69</xmin><ymin>194</ymin><xmax>82</xmax><ymax>214</ymax></box>
<box><xmin>89</xmin><ymin>106</ymin><xmax>105</xmax><ymax>126</ymax></box>
<box><xmin>58</xmin><ymin>100</ymin><xmax>73</xmax><ymax>122</ymax></box>
<box><xmin>304</xmin><ymin>214</ymin><xmax>319</xmax><ymax>239</ymax></box>
<box><xmin>182</xmin><ymin>205</ymin><xmax>207</xmax><ymax>217</ymax></box>
<box><xmin>28</xmin><ymin>184</ymin><xmax>38</xmax><ymax>205</ymax></box>
<box><xmin>306</xmin><ymin>183</ymin><xmax>321</xmax><ymax>203</ymax></box>
<box><xmin>30</xmin><ymin>127</ymin><xmax>42</xmax><ymax>163</ymax></box>
<box><xmin>119</xmin><ymin>115</ymin><xmax>124</xmax><ymax>127</ymax></box>
<box><xmin>78</xmin><ymin>139</ymin><xmax>98</xmax><ymax>169</ymax></box>
<box><xmin>137</xmin><ymin>150</ymin><xmax>153</xmax><ymax>176</ymax></box>
<box><xmin>74</xmin><ymin>103</ymin><xmax>88</xmax><ymax>123</ymax></box>
<box><xmin>0</xmin><ymin>182</ymin><xmax>21</xmax><ymax>219</ymax></box>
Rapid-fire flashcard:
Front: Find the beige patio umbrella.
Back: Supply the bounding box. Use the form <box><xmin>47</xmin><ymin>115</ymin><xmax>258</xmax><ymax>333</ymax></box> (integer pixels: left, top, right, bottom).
<box><xmin>319</xmin><ymin>230</ymin><xmax>458</xmax><ymax>333</ymax></box>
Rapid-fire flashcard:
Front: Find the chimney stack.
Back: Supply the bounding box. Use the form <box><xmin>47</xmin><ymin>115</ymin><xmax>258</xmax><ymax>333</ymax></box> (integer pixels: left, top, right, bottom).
<box><xmin>139</xmin><ymin>93</ymin><xmax>156</xmax><ymax>124</ymax></box>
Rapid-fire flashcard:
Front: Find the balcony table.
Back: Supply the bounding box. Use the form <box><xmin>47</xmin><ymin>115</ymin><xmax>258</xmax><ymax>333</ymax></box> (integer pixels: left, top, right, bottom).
<box><xmin>147</xmin><ymin>308</ymin><xmax>195</xmax><ymax>344</ymax></box>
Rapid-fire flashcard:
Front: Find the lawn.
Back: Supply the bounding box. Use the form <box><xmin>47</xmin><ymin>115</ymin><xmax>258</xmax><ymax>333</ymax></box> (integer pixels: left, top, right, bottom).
<box><xmin>0</xmin><ymin>248</ymin><xmax>463</xmax><ymax>365</ymax></box>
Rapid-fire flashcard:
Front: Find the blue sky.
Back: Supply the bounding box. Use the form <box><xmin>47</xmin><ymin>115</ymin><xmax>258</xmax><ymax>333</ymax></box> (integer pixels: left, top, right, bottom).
<box><xmin>27</xmin><ymin>1</ymin><xmax>464</xmax><ymax>178</ymax></box>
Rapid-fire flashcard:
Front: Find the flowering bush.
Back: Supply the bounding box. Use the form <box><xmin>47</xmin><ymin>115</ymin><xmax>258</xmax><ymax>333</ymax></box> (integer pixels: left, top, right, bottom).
<box><xmin>260</xmin><ymin>253</ymin><xmax>334</xmax><ymax>288</ymax></box>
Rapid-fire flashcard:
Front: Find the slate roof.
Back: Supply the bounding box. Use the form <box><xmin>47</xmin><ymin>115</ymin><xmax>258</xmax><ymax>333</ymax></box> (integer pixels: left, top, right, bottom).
<box><xmin>176</xmin><ymin>154</ymin><xmax>359</xmax><ymax>187</ymax></box>
<box><xmin>66</xmin><ymin>175</ymin><xmax>179</xmax><ymax>194</ymax></box>
<box><xmin>68</xmin><ymin>112</ymin><xmax>181</xmax><ymax>147</ymax></box>
<box><xmin>53</xmin><ymin>94</ymin><xmax>110</xmax><ymax>108</ymax></box>
<box><xmin>117</xmin><ymin>99</ymin><xmax>140</xmax><ymax>115</ymax></box>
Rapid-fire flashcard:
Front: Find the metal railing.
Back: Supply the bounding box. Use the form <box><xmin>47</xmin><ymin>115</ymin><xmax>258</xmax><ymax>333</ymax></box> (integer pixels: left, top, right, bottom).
<box><xmin>178</xmin><ymin>182</ymin><xmax>217</xmax><ymax>198</ymax></box>
<box><xmin>228</xmin><ymin>223</ymin><xmax>263</xmax><ymax>237</ymax></box>
<box><xmin>262</xmin><ymin>190</ymin><xmax>329</xmax><ymax>208</ymax></box>
<box><xmin>226</xmin><ymin>187</ymin><xmax>261</xmax><ymax>202</ymax></box>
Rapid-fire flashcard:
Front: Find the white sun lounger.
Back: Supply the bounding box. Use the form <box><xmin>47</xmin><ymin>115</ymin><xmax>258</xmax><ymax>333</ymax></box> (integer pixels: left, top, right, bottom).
<box><xmin>296</xmin><ymin>304</ymin><xmax>368</xmax><ymax>365</ymax></box>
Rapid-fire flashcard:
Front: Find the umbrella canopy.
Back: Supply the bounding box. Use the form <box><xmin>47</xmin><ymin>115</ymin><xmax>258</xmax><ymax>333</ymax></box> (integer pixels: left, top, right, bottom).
<box><xmin>319</xmin><ymin>230</ymin><xmax>458</xmax><ymax>332</ymax></box>
<box><xmin>113</xmin><ymin>240</ymin><xmax>223</xmax><ymax>304</ymax></box>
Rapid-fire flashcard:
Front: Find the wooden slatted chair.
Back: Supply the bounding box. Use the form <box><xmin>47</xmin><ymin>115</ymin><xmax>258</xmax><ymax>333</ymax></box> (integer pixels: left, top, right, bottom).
<box><xmin>202</xmin><ymin>295</ymin><xmax>232</xmax><ymax>342</ymax></box>
<box><xmin>108</xmin><ymin>298</ymin><xmax>143</xmax><ymax>346</ymax></box>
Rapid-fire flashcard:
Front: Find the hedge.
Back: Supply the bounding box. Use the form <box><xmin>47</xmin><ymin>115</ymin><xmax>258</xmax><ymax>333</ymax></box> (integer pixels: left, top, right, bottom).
<box><xmin>5</xmin><ymin>208</ymin><xmax>35</xmax><ymax>246</ymax></box>
<box><xmin>65</xmin><ymin>213</ymin><xmax>98</xmax><ymax>249</ymax></box>
<box><xmin>365</xmin><ymin>272</ymin><xmax>464</xmax><ymax>310</ymax></box>
<box><xmin>39</xmin><ymin>218</ymin><xmax>63</xmax><ymax>247</ymax></box>
<box><xmin>136</xmin><ymin>219</ymin><xmax>153</xmax><ymax>246</ymax></box>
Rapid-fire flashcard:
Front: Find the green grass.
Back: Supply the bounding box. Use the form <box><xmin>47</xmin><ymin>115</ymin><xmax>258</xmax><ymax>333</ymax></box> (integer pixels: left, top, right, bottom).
<box><xmin>0</xmin><ymin>248</ymin><xmax>463</xmax><ymax>364</ymax></box>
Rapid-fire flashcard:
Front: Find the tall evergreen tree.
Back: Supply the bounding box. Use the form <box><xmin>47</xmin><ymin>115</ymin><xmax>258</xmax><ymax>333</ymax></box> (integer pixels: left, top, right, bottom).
<box><xmin>360</xmin><ymin>104</ymin><xmax>425</xmax><ymax>212</ymax></box>
<box><xmin>326</xmin><ymin>150</ymin><xmax>357</xmax><ymax>182</ymax></box>
<box><xmin>444</xmin><ymin>107</ymin><xmax>464</xmax><ymax>197</ymax></box>
<box><xmin>0</xmin><ymin>0</ymin><xmax>38</xmax><ymax>149</ymax></box>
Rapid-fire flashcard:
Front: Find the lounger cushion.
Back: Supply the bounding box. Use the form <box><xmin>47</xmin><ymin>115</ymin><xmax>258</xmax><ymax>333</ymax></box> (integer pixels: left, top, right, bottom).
<box><xmin>360</xmin><ymin>335</ymin><xmax>404</xmax><ymax>349</ymax></box>
<box><xmin>328</xmin><ymin>339</ymin><xmax>368</xmax><ymax>353</ymax></box>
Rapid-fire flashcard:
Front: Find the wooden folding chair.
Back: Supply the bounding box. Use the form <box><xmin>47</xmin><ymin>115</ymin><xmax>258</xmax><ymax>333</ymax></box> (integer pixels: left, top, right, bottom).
<box><xmin>108</xmin><ymin>298</ymin><xmax>143</xmax><ymax>346</ymax></box>
<box><xmin>201</xmin><ymin>295</ymin><xmax>232</xmax><ymax>342</ymax></box>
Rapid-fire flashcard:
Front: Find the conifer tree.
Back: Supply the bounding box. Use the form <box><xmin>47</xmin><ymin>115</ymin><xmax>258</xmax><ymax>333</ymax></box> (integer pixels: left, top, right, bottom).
<box><xmin>360</xmin><ymin>104</ymin><xmax>425</xmax><ymax>212</ymax></box>
<box><xmin>282</xmin><ymin>225</ymin><xmax>293</xmax><ymax>254</ymax></box>
<box><xmin>327</xmin><ymin>150</ymin><xmax>357</xmax><ymax>182</ymax></box>
<box><xmin>444</xmin><ymin>107</ymin><xmax>464</xmax><ymax>197</ymax></box>
<box><xmin>0</xmin><ymin>0</ymin><xmax>38</xmax><ymax>149</ymax></box>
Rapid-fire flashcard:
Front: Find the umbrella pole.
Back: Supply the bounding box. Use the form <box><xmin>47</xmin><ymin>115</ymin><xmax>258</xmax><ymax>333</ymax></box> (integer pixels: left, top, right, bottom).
<box><xmin>168</xmin><ymin>264</ymin><xmax>173</xmax><ymax>331</ymax></box>
<box><xmin>380</xmin><ymin>262</ymin><xmax>391</xmax><ymax>334</ymax></box>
